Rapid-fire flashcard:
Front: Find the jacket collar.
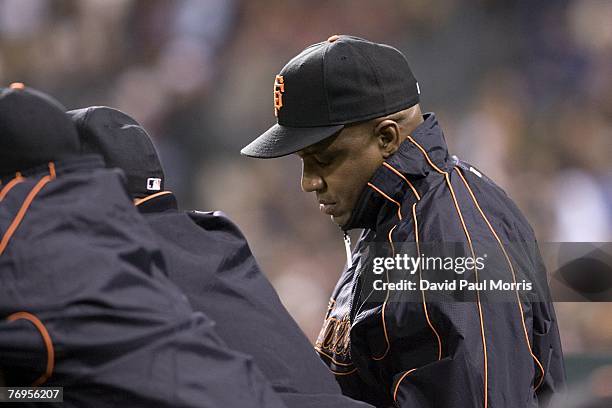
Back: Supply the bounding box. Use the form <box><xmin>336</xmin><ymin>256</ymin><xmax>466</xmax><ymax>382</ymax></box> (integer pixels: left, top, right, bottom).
<box><xmin>343</xmin><ymin>113</ymin><xmax>449</xmax><ymax>231</ymax></box>
<box><xmin>135</xmin><ymin>191</ymin><xmax>178</xmax><ymax>214</ymax></box>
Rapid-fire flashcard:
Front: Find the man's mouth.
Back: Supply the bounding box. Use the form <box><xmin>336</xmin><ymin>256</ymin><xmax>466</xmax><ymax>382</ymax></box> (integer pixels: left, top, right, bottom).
<box><xmin>318</xmin><ymin>200</ymin><xmax>337</xmax><ymax>215</ymax></box>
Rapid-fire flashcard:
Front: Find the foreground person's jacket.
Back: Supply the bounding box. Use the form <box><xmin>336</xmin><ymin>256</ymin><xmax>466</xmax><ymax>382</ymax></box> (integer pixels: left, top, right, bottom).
<box><xmin>316</xmin><ymin>113</ymin><xmax>566</xmax><ymax>407</ymax></box>
<box><xmin>0</xmin><ymin>156</ymin><xmax>287</xmax><ymax>408</ymax></box>
<box><xmin>136</xmin><ymin>192</ymin><xmax>374</xmax><ymax>408</ymax></box>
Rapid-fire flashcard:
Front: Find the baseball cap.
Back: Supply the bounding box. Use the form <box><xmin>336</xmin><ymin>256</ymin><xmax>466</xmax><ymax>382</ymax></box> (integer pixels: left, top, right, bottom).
<box><xmin>0</xmin><ymin>83</ymin><xmax>80</xmax><ymax>176</ymax></box>
<box><xmin>68</xmin><ymin>106</ymin><xmax>165</xmax><ymax>199</ymax></box>
<box><xmin>241</xmin><ymin>35</ymin><xmax>420</xmax><ymax>159</ymax></box>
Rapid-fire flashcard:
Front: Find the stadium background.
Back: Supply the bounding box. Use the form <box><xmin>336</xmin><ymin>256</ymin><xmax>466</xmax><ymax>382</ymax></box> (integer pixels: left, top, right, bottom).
<box><xmin>1</xmin><ymin>0</ymin><xmax>610</xmax><ymax>398</ymax></box>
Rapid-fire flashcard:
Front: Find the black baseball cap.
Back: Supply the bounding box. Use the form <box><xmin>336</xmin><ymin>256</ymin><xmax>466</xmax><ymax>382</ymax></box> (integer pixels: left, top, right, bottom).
<box><xmin>241</xmin><ymin>35</ymin><xmax>420</xmax><ymax>159</ymax></box>
<box><xmin>0</xmin><ymin>83</ymin><xmax>80</xmax><ymax>176</ymax></box>
<box><xmin>68</xmin><ymin>106</ymin><xmax>165</xmax><ymax>199</ymax></box>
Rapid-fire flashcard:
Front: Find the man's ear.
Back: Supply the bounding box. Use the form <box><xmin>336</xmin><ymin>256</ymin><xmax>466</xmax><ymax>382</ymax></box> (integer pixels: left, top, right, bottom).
<box><xmin>374</xmin><ymin>120</ymin><xmax>402</xmax><ymax>159</ymax></box>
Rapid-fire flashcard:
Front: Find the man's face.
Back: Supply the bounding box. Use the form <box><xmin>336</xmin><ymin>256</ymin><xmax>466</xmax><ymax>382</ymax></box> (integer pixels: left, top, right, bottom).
<box><xmin>297</xmin><ymin>122</ymin><xmax>385</xmax><ymax>227</ymax></box>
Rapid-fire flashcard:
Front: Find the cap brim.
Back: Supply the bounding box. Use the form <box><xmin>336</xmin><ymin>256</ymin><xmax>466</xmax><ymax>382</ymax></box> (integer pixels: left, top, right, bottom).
<box><xmin>241</xmin><ymin>123</ymin><xmax>344</xmax><ymax>159</ymax></box>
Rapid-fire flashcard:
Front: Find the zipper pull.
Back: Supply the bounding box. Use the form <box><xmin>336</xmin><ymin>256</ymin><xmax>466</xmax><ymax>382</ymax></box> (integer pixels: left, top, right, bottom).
<box><xmin>343</xmin><ymin>232</ymin><xmax>352</xmax><ymax>267</ymax></box>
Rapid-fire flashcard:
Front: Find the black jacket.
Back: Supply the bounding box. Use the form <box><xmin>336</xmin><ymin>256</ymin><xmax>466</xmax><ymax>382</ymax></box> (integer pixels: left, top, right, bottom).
<box><xmin>315</xmin><ymin>114</ymin><xmax>565</xmax><ymax>407</ymax></box>
<box><xmin>0</xmin><ymin>156</ymin><xmax>287</xmax><ymax>408</ymax></box>
<box><xmin>136</xmin><ymin>192</ymin><xmax>374</xmax><ymax>408</ymax></box>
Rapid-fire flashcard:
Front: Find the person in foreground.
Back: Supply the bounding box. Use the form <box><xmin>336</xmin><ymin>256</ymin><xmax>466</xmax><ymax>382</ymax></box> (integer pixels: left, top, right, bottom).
<box><xmin>68</xmin><ymin>105</ymin><xmax>374</xmax><ymax>408</ymax></box>
<box><xmin>0</xmin><ymin>84</ymin><xmax>287</xmax><ymax>408</ymax></box>
<box><xmin>241</xmin><ymin>35</ymin><xmax>566</xmax><ymax>407</ymax></box>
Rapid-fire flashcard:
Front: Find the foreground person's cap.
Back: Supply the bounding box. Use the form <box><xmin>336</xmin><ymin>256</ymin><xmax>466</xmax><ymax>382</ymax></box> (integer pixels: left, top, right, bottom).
<box><xmin>68</xmin><ymin>106</ymin><xmax>164</xmax><ymax>199</ymax></box>
<box><xmin>0</xmin><ymin>83</ymin><xmax>80</xmax><ymax>176</ymax></box>
<box><xmin>241</xmin><ymin>35</ymin><xmax>420</xmax><ymax>159</ymax></box>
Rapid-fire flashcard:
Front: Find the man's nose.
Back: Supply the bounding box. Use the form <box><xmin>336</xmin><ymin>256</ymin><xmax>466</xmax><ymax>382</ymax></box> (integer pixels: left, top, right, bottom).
<box><xmin>301</xmin><ymin>170</ymin><xmax>324</xmax><ymax>193</ymax></box>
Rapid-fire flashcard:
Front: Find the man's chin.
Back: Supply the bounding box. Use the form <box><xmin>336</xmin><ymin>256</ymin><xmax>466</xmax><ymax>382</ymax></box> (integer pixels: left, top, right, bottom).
<box><xmin>330</xmin><ymin>213</ymin><xmax>350</xmax><ymax>228</ymax></box>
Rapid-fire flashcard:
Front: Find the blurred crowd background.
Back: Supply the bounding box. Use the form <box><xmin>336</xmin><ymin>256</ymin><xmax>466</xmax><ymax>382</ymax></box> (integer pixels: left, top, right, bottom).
<box><xmin>1</xmin><ymin>0</ymin><xmax>611</xmax><ymax>394</ymax></box>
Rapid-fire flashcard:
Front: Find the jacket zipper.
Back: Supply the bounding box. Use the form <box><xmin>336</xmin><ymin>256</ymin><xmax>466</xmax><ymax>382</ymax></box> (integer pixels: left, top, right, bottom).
<box><xmin>344</xmin><ymin>232</ymin><xmax>363</xmax><ymax>324</ymax></box>
<box><xmin>343</xmin><ymin>232</ymin><xmax>352</xmax><ymax>267</ymax></box>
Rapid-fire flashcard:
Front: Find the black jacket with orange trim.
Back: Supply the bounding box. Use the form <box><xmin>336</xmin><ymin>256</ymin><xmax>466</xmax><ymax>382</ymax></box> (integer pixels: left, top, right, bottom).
<box><xmin>135</xmin><ymin>192</ymin><xmax>374</xmax><ymax>408</ymax></box>
<box><xmin>0</xmin><ymin>156</ymin><xmax>287</xmax><ymax>408</ymax></box>
<box><xmin>315</xmin><ymin>114</ymin><xmax>565</xmax><ymax>407</ymax></box>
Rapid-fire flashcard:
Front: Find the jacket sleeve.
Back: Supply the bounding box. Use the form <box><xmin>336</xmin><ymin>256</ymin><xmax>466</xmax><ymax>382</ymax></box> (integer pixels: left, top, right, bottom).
<box><xmin>352</xmin><ymin>239</ymin><xmax>554</xmax><ymax>407</ymax></box>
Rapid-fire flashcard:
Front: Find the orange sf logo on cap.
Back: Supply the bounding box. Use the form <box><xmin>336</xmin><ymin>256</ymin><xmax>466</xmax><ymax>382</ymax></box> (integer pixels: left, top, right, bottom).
<box><xmin>273</xmin><ymin>75</ymin><xmax>284</xmax><ymax>117</ymax></box>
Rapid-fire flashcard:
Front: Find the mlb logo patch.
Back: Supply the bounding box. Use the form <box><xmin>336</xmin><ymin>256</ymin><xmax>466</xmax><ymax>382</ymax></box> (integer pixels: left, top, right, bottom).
<box><xmin>146</xmin><ymin>178</ymin><xmax>162</xmax><ymax>191</ymax></box>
